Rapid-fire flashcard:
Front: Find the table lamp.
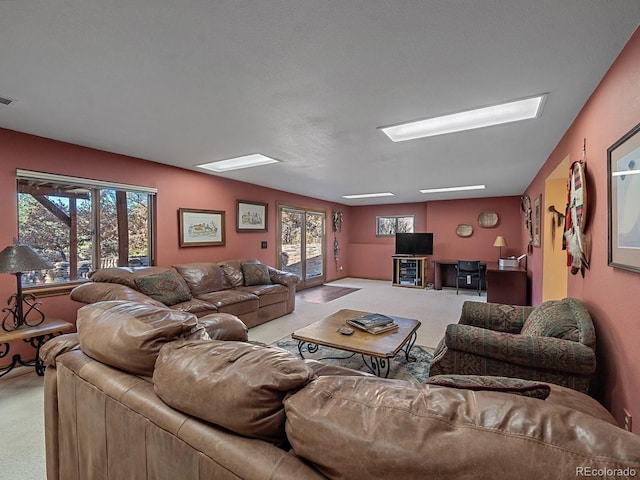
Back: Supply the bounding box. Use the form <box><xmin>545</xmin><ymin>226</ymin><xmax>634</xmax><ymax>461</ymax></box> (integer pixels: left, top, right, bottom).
<box><xmin>0</xmin><ymin>244</ymin><xmax>53</xmax><ymax>332</ymax></box>
<box><xmin>493</xmin><ymin>235</ymin><xmax>508</xmax><ymax>261</ymax></box>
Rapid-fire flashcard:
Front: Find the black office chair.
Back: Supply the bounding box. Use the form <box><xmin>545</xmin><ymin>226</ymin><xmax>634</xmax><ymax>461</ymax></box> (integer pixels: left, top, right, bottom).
<box><xmin>455</xmin><ymin>260</ymin><xmax>482</xmax><ymax>296</ymax></box>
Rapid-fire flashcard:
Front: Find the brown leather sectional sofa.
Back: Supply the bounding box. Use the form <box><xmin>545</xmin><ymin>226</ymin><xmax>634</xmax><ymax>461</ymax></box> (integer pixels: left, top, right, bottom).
<box><xmin>42</xmin><ymin>301</ymin><xmax>640</xmax><ymax>480</ymax></box>
<box><xmin>70</xmin><ymin>258</ymin><xmax>298</xmax><ymax>328</ymax></box>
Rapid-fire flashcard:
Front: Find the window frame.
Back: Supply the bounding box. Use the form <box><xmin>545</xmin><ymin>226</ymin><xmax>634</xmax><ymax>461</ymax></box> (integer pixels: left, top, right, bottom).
<box><xmin>16</xmin><ymin>170</ymin><xmax>157</xmax><ymax>296</ymax></box>
<box><xmin>375</xmin><ymin>215</ymin><xmax>416</xmax><ymax>237</ymax></box>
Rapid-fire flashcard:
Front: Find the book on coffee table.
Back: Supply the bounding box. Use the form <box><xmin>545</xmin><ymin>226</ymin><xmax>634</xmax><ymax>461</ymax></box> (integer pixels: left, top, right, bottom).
<box><xmin>360</xmin><ymin>322</ymin><xmax>400</xmax><ymax>335</ymax></box>
<box><xmin>346</xmin><ymin>313</ymin><xmax>397</xmax><ymax>334</ymax></box>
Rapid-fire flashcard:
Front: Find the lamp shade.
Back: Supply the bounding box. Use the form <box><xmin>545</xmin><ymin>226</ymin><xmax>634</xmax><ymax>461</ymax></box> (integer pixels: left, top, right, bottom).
<box><xmin>0</xmin><ymin>245</ymin><xmax>54</xmax><ymax>274</ymax></box>
<box><xmin>493</xmin><ymin>236</ymin><xmax>508</xmax><ymax>248</ymax></box>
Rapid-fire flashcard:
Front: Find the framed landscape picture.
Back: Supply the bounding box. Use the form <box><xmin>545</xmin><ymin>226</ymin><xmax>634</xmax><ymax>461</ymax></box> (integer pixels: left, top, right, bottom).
<box><xmin>608</xmin><ymin>121</ymin><xmax>640</xmax><ymax>273</ymax></box>
<box><xmin>179</xmin><ymin>208</ymin><xmax>225</xmax><ymax>247</ymax></box>
<box><xmin>236</xmin><ymin>200</ymin><xmax>268</xmax><ymax>232</ymax></box>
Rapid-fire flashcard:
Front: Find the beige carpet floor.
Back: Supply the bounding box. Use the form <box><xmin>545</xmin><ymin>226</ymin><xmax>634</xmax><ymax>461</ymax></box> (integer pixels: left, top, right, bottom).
<box><xmin>0</xmin><ymin>278</ymin><xmax>484</xmax><ymax>480</ymax></box>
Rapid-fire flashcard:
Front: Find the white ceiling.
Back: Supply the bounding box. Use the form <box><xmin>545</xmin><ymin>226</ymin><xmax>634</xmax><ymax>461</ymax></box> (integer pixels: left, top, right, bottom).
<box><xmin>1</xmin><ymin>1</ymin><xmax>638</xmax><ymax>205</ymax></box>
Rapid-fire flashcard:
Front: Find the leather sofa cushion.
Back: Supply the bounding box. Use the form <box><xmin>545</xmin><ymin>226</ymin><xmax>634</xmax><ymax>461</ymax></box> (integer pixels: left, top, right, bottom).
<box><xmin>169</xmin><ymin>298</ymin><xmax>219</xmax><ymax>316</ymax></box>
<box><xmin>284</xmin><ymin>376</ymin><xmax>640</xmax><ymax>480</ymax></box>
<box><xmin>134</xmin><ymin>268</ymin><xmax>193</xmax><ymax>306</ymax></box>
<box><xmin>196</xmin><ymin>290</ymin><xmax>259</xmax><ymax>313</ymax></box>
<box><xmin>77</xmin><ymin>300</ymin><xmax>208</xmax><ymax>376</ymax></box>
<box><xmin>235</xmin><ymin>284</ymin><xmax>288</xmax><ymax>307</ymax></box>
<box><xmin>89</xmin><ymin>266</ymin><xmax>170</xmax><ymax>290</ymax></box>
<box><xmin>153</xmin><ymin>340</ymin><xmax>316</xmax><ymax>445</ymax></box>
<box><xmin>173</xmin><ymin>263</ymin><xmax>226</xmax><ymax>296</ymax></box>
<box><xmin>70</xmin><ymin>281</ymin><xmax>166</xmax><ymax>307</ymax></box>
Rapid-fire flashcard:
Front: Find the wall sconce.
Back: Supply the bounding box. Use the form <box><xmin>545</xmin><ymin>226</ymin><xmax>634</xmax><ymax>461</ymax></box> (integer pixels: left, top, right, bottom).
<box><xmin>0</xmin><ymin>244</ymin><xmax>53</xmax><ymax>332</ymax></box>
<box><xmin>493</xmin><ymin>236</ymin><xmax>508</xmax><ymax>261</ymax></box>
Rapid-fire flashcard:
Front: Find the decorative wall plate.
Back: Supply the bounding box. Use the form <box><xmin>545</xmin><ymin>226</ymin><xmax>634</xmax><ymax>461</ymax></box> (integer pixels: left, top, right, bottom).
<box><xmin>477</xmin><ymin>211</ymin><xmax>499</xmax><ymax>228</ymax></box>
<box><xmin>456</xmin><ymin>224</ymin><xmax>473</xmax><ymax>237</ymax></box>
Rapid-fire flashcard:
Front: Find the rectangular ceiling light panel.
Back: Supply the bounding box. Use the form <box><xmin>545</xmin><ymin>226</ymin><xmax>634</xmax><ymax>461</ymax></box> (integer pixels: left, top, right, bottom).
<box><xmin>197</xmin><ymin>153</ymin><xmax>280</xmax><ymax>172</ymax></box>
<box><xmin>419</xmin><ymin>184</ymin><xmax>485</xmax><ymax>194</ymax></box>
<box><xmin>381</xmin><ymin>95</ymin><xmax>546</xmax><ymax>142</ymax></box>
<box><xmin>342</xmin><ymin>192</ymin><xmax>395</xmax><ymax>199</ymax></box>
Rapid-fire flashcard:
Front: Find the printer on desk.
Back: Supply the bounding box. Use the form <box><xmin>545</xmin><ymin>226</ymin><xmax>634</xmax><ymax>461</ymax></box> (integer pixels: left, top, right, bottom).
<box><xmin>499</xmin><ymin>253</ymin><xmax>527</xmax><ymax>269</ymax></box>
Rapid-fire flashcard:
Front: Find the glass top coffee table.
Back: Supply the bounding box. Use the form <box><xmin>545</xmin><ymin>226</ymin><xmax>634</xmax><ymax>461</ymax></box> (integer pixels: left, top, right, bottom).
<box><xmin>291</xmin><ymin>309</ymin><xmax>421</xmax><ymax>377</ymax></box>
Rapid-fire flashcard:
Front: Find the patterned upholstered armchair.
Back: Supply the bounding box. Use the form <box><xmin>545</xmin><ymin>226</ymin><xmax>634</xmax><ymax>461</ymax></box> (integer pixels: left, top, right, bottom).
<box><xmin>429</xmin><ymin>298</ymin><xmax>596</xmax><ymax>393</ymax></box>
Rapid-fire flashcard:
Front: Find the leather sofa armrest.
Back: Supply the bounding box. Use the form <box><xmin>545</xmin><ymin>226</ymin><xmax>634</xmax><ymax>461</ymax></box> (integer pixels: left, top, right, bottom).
<box><xmin>267</xmin><ymin>266</ymin><xmax>299</xmax><ymax>286</ymax></box>
<box><xmin>458</xmin><ymin>301</ymin><xmax>534</xmax><ymax>333</ymax></box>
<box><xmin>445</xmin><ymin>324</ymin><xmax>596</xmax><ymax>374</ymax></box>
<box><xmin>70</xmin><ymin>282</ymin><xmax>166</xmax><ymax>307</ymax></box>
<box><xmin>39</xmin><ymin>333</ymin><xmax>81</xmax><ymax>367</ymax></box>
<box><xmin>198</xmin><ymin>313</ymin><xmax>249</xmax><ymax>341</ymax></box>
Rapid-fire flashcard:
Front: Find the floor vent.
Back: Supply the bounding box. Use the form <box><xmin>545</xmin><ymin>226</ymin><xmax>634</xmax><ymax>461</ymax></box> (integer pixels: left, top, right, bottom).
<box><xmin>0</xmin><ymin>97</ymin><xmax>14</xmax><ymax>106</ymax></box>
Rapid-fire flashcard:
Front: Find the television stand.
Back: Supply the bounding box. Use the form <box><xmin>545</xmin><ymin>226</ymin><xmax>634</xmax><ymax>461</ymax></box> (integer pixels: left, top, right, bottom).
<box><xmin>392</xmin><ymin>256</ymin><xmax>428</xmax><ymax>289</ymax></box>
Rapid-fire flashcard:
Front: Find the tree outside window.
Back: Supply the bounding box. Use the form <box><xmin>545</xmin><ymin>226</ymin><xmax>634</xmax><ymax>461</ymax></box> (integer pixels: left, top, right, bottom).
<box><xmin>17</xmin><ymin>176</ymin><xmax>154</xmax><ymax>288</ymax></box>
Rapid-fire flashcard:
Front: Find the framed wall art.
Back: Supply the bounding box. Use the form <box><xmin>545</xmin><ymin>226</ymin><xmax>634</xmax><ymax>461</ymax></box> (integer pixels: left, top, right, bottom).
<box><xmin>608</xmin><ymin>121</ymin><xmax>640</xmax><ymax>273</ymax></box>
<box><xmin>236</xmin><ymin>200</ymin><xmax>268</xmax><ymax>232</ymax></box>
<box><xmin>179</xmin><ymin>208</ymin><xmax>225</xmax><ymax>247</ymax></box>
<box><xmin>533</xmin><ymin>195</ymin><xmax>542</xmax><ymax>247</ymax></box>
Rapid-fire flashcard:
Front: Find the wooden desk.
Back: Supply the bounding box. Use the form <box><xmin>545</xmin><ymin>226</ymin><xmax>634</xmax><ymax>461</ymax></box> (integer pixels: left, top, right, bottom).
<box><xmin>433</xmin><ymin>259</ymin><xmax>529</xmax><ymax>305</ymax></box>
<box><xmin>0</xmin><ymin>318</ymin><xmax>73</xmax><ymax>378</ymax></box>
<box><xmin>486</xmin><ymin>266</ymin><xmax>528</xmax><ymax>306</ymax></box>
<box><xmin>433</xmin><ymin>259</ymin><xmax>488</xmax><ymax>291</ymax></box>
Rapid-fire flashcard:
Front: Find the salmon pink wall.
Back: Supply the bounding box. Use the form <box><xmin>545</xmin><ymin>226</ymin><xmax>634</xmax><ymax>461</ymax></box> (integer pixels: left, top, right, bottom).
<box><xmin>346</xmin><ymin>197</ymin><xmax>523</xmax><ymax>283</ymax></box>
<box><xmin>348</xmin><ymin>203</ymin><xmax>428</xmax><ymax>280</ymax></box>
<box><xmin>425</xmin><ymin>197</ymin><xmax>523</xmax><ymax>282</ymax></box>
<box><xmin>523</xmin><ymin>27</ymin><xmax>640</xmax><ymax>427</ymax></box>
<box><xmin>0</xmin><ymin>128</ymin><xmax>348</xmax><ymax>362</ymax></box>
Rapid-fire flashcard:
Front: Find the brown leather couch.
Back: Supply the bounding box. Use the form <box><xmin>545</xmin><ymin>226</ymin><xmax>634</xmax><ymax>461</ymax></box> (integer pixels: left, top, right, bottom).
<box><xmin>70</xmin><ymin>258</ymin><xmax>298</xmax><ymax>328</ymax></box>
<box><xmin>42</xmin><ymin>301</ymin><xmax>640</xmax><ymax>480</ymax></box>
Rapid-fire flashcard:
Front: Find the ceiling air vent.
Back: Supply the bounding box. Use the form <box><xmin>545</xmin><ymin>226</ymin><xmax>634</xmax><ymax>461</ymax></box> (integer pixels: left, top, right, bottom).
<box><xmin>0</xmin><ymin>97</ymin><xmax>14</xmax><ymax>106</ymax></box>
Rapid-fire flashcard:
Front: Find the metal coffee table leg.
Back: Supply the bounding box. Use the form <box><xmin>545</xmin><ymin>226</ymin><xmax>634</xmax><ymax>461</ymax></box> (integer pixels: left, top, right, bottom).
<box><xmin>296</xmin><ymin>341</ymin><xmax>356</xmax><ymax>361</ymax></box>
<box><xmin>361</xmin><ymin>355</ymin><xmax>390</xmax><ymax>377</ymax></box>
<box><xmin>399</xmin><ymin>331</ymin><xmax>418</xmax><ymax>362</ymax></box>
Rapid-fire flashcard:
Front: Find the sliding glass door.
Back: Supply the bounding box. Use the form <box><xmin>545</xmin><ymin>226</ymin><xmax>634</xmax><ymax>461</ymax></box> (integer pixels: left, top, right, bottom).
<box><xmin>278</xmin><ymin>204</ymin><xmax>325</xmax><ymax>290</ymax></box>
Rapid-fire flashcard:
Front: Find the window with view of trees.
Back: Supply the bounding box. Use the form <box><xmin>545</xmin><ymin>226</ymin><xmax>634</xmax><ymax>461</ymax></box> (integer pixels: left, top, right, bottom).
<box><xmin>376</xmin><ymin>215</ymin><xmax>415</xmax><ymax>236</ymax></box>
<box><xmin>17</xmin><ymin>172</ymin><xmax>155</xmax><ymax>288</ymax></box>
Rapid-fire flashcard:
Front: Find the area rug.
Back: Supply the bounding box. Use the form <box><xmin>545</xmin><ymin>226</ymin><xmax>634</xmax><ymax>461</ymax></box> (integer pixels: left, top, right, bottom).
<box><xmin>296</xmin><ymin>285</ymin><xmax>361</xmax><ymax>303</ymax></box>
<box><xmin>274</xmin><ymin>337</ymin><xmax>433</xmax><ymax>383</ymax></box>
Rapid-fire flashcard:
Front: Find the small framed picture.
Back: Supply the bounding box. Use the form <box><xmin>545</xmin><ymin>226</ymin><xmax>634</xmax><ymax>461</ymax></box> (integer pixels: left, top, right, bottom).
<box><xmin>236</xmin><ymin>200</ymin><xmax>268</xmax><ymax>232</ymax></box>
<box><xmin>179</xmin><ymin>208</ymin><xmax>225</xmax><ymax>247</ymax></box>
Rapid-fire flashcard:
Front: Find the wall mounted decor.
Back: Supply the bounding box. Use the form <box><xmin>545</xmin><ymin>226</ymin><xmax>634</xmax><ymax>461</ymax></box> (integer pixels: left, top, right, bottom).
<box><xmin>477</xmin><ymin>211</ymin><xmax>498</xmax><ymax>228</ymax></box>
<box><xmin>332</xmin><ymin>209</ymin><xmax>343</xmax><ymax>232</ymax></box>
<box><xmin>521</xmin><ymin>195</ymin><xmax>533</xmax><ymax>251</ymax></box>
<box><xmin>236</xmin><ymin>200</ymin><xmax>268</xmax><ymax>232</ymax></box>
<box><xmin>548</xmin><ymin>205</ymin><xmax>565</xmax><ymax>246</ymax></box>
<box><xmin>456</xmin><ymin>224</ymin><xmax>473</xmax><ymax>237</ymax></box>
<box><xmin>565</xmin><ymin>141</ymin><xmax>589</xmax><ymax>276</ymax></box>
<box><xmin>179</xmin><ymin>208</ymin><xmax>225</xmax><ymax>247</ymax></box>
<box><xmin>608</xmin><ymin>121</ymin><xmax>640</xmax><ymax>273</ymax></box>
<box><xmin>533</xmin><ymin>195</ymin><xmax>541</xmax><ymax>247</ymax></box>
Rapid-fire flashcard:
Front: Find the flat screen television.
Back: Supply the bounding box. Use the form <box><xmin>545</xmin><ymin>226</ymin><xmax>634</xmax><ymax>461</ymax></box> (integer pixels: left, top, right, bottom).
<box><xmin>395</xmin><ymin>232</ymin><xmax>434</xmax><ymax>256</ymax></box>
